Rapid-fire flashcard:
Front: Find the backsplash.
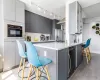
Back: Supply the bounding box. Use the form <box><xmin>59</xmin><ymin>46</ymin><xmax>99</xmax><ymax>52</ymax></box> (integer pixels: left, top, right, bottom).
<box><xmin>25</xmin><ymin>32</ymin><xmax>50</xmax><ymax>42</ymax></box>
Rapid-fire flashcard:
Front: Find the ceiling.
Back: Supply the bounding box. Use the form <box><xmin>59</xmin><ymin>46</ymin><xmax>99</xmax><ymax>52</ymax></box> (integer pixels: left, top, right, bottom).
<box><xmin>83</xmin><ymin>2</ymin><xmax>100</xmax><ymax>18</ymax></box>
<box><xmin>21</xmin><ymin>0</ymin><xmax>100</xmax><ymax>19</ymax></box>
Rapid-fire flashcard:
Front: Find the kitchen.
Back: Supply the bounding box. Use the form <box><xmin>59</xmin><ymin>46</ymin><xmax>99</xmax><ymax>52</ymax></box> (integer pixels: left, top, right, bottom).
<box><xmin>0</xmin><ymin>0</ymin><xmax>100</xmax><ymax>80</ymax></box>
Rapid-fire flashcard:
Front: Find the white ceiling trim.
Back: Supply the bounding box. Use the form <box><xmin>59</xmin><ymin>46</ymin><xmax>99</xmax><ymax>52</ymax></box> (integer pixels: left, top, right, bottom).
<box><xmin>20</xmin><ymin>0</ymin><xmax>100</xmax><ymax>19</ymax></box>
<box><xmin>19</xmin><ymin>0</ymin><xmax>63</xmax><ymax>20</ymax></box>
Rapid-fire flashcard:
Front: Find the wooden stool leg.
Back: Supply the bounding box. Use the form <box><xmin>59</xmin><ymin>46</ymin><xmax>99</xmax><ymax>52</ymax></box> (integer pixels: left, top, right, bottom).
<box><xmin>27</xmin><ymin>64</ymin><xmax>32</xmax><ymax>80</ymax></box>
<box><xmin>22</xmin><ymin>58</ymin><xmax>25</xmax><ymax>80</ymax></box>
<box><xmin>36</xmin><ymin>68</ymin><xmax>39</xmax><ymax>80</ymax></box>
<box><xmin>33</xmin><ymin>66</ymin><xmax>36</xmax><ymax>73</ymax></box>
<box><xmin>86</xmin><ymin>49</ymin><xmax>89</xmax><ymax>64</ymax></box>
<box><xmin>18</xmin><ymin>58</ymin><xmax>23</xmax><ymax>72</ymax></box>
<box><xmin>44</xmin><ymin>66</ymin><xmax>50</xmax><ymax>80</ymax></box>
<box><xmin>38</xmin><ymin>68</ymin><xmax>41</xmax><ymax>80</ymax></box>
<box><xmin>88</xmin><ymin>48</ymin><xmax>91</xmax><ymax>61</ymax></box>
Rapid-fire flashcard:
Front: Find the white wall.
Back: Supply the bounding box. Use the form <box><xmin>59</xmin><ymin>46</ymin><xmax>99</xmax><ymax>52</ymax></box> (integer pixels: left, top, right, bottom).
<box><xmin>83</xmin><ymin>17</ymin><xmax>100</xmax><ymax>54</ymax></box>
<box><xmin>0</xmin><ymin>0</ymin><xmax>4</xmax><ymax>70</ymax></box>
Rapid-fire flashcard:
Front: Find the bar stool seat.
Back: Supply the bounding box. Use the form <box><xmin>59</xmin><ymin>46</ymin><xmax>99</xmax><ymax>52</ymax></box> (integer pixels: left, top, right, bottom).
<box><xmin>28</xmin><ymin>56</ymin><xmax>52</xmax><ymax>68</ymax></box>
<box><xmin>22</xmin><ymin>52</ymin><xmax>27</xmax><ymax>58</ymax></box>
<box><xmin>39</xmin><ymin>57</ymin><xmax>52</xmax><ymax>67</ymax></box>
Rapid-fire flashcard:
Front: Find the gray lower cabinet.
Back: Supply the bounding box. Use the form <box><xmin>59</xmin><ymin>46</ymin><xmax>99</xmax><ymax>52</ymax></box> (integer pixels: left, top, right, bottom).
<box><xmin>35</xmin><ymin>47</ymin><xmax>68</xmax><ymax>80</ymax></box>
<box><xmin>76</xmin><ymin>44</ymin><xmax>82</xmax><ymax>67</ymax></box>
<box><xmin>4</xmin><ymin>39</ymin><xmax>25</xmax><ymax>71</ymax></box>
<box><xmin>58</xmin><ymin>49</ymin><xmax>68</xmax><ymax>80</ymax></box>
<box><xmin>4</xmin><ymin>41</ymin><xmax>16</xmax><ymax>71</ymax></box>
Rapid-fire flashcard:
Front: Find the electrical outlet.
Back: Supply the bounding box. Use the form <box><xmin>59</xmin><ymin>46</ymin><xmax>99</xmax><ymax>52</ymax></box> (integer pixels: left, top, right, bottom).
<box><xmin>44</xmin><ymin>51</ymin><xmax>47</xmax><ymax>57</ymax></box>
<box><xmin>0</xmin><ymin>54</ymin><xmax>1</xmax><ymax>57</ymax></box>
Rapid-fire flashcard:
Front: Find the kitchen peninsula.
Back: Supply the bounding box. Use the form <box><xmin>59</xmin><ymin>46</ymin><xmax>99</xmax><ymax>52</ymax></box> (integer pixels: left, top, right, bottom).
<box><xmin>33</xmin><ymin>42</ymin><xmax>83</xmax><ymax>80</ymax></box>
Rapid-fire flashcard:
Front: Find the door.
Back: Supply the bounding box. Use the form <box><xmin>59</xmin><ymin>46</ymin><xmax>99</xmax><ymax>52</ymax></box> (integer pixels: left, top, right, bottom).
<box><xmin>4</xmin><ymin>41</ymin><xmax>16</xmax><ymax>71</ymax></box>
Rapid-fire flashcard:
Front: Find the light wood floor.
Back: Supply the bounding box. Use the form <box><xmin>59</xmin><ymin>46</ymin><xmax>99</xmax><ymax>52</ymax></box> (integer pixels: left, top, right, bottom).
<box><xmin>0</xmin><ymin>53</ymin><xmax>100</xmax><ymax>80</ymax></box>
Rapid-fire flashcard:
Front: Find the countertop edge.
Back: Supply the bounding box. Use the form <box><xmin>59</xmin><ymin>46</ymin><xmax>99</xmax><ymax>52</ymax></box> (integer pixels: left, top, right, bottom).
<box><xmin>34</xmin><ymin>42</ymin><xmax>84</xmax><ymax>50</ymax></box>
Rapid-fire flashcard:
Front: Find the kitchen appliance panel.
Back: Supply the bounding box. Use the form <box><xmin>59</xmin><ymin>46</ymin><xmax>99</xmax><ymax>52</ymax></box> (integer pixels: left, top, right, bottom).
<box><xmin>8</xmin><ymin>24</ymin><xmax>22</xmax><ymax>37</ymax></box>
<box><xmin>4</xmin><ymin>20</ymin><xmax>25</xmax><ymax>39</ymax></box>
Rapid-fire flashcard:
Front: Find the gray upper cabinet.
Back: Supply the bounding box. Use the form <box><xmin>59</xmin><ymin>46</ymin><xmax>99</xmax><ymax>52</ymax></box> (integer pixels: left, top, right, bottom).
<box><xmin>16</xmin><ymin>0</ymin><xmax>25</xmax><ymax>23</ymax></box>
<box><xmin>69</xmin><ymin>1</ymin><xmax>83</xmax><ymax>34</ymax></box>
<box><xmin>54</xmin><ymin>20</ymin><xmax>61</xmax><ymax>29</ymax></box>
<box><xmin>25</xmin><ymin>10</ymin><xmax>52</xmax><ymax>34</ymax></box>
<box><xmin>3</xmin><ymin>0</ymin><xmax>16</xmax><ymax>21</ymax></box>
<box><xmin>4</xmin><ymin>0</ymin><xmax>25</xmax><ymax>23</ymax></box>
<box><xmin>69</xmin><ymin>1</ymin><xmax>77</xmax><ymax>34</ymax></box>
<box><xmin>77</xmin><ymin>2</ymin><xmax>83</xmax><ymax>33</ymax></box>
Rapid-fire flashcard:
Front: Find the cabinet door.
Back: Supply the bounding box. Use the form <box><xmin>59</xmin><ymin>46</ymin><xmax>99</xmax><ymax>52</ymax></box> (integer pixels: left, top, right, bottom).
<box><xmin>77</xmin><ymin>2</ymin><xmax>83</xmax><ymax>33</ymax></box>
<box><xmin>4</xmin><ymin>41</ymin><xmax>16</xmax><ymax>71</ymax></box>
<box><xmin>25</xmin><ymin>11</ymin><xmax>34</xmax><ymax>32</ymax></box>
<box><xmin>58</xmin><ymin>49</ymin><xmax>68</xmax><ymax>80</ymax></box>
<box><xmin>77</xmin><ymin>2</ymin><xmax>80</xmax><ymax>33</ymax></box>
<box><xmin>16</xmin><ymin>0</ymin><xmax>25</xmax><ymax>23</ymax></box>
<box><xmin>80</xmin><ymin>6</ymin><xmax>83</xmax><ymax>33</ymax></box>
<box><xmin>3</xmin><ymin>0</ymin><xmax>16</xmax><ymax>21</ymax></box>
<box><xmin>76</xmin><ymin>45</ymin><xmax>82</xmax><ymax>67</ymax></box>
<box><xmin>69</xmin><ymin>1</ymin><xmax>77</xmax><ymax>34</ymax></box>
<box><xmin>15</xmin><ymin>40</ymin><xmax>25</xmax><ymax>66</ymax></box>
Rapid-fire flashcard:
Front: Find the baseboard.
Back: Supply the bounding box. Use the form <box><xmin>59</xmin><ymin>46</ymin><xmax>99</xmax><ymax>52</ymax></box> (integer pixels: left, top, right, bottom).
<box><xmin>90</xmin><ymin>50</ymin><xmax>100</xmax><ymax>54</ymax></box>
<box><xmin>91</xmin><ymin>52</ymin><xmax>100</xmax><ymax>54</ymax></box>
<box><xmin>3</xmin><ymin>65</ymin><xmax>19</xmax><ymax>72</ymax></box>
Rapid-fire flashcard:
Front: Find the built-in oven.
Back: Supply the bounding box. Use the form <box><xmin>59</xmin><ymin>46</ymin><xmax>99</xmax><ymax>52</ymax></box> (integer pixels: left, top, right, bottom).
<box><xmin>7</xmin><ymin>24</ymin><xmax>22</xmax><ymax>37</ymax></box>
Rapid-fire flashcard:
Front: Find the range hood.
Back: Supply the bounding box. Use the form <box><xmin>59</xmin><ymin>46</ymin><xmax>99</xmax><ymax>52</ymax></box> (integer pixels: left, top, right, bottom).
<box><xmin>57</xmin><ymin>18</ymin><xmax>66</xmax><ymax>24</ymax></box>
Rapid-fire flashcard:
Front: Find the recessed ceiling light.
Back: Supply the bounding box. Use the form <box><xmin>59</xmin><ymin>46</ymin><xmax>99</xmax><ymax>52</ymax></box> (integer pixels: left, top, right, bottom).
<box><xmin>28</xmin><ymin>0</ymin><xmax>32</xmax><ymax>5</ymax></box>
<box><xmin>44</xmin><ymin>11</ymin><xmax>46</xmax><ymax>14</ymax></box>
<box><xmin>50</xmin><ymin>13</ymin><xmax>53</xmax><ymax>16</ymax></box>
<box><xmin>37</xmin><ymin>6</ymin><xmax>41</xmax><ymax>11</ymax></box>
<box><xmin>54</xmin><ymin>15</ymin><xmax>56</xmax><ymax>19</ymax></box>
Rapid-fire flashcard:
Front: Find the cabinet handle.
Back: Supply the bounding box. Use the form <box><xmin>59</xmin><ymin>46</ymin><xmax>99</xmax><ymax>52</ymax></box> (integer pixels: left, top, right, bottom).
<box><xmin>68</xmin><ymin>54</ymin><xmax>71</xmax><ymax>74</ymax></box>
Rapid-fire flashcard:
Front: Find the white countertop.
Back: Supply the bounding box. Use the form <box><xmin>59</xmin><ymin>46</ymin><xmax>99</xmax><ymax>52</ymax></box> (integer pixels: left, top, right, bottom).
<box><xmin>33</xmin><ymin>42</ymin><xmax>83</xmax><ymax>50</ymax></box>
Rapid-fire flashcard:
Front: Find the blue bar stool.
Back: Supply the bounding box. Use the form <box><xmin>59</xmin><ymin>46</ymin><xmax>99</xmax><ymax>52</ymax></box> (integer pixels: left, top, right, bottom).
<box><xmin>16</xmin><ymin>40</ymin><xmax>27</xmax><ymax>80</ymax></box>
<box><xmin>24</xmin><ymin>41</ymin><xmax>52</xmax><ymax>80</ymax></box>
<box><xmin>82</xmin><ymin>38</ymin><xmax>91</xmax><ymax>64</ymax></box>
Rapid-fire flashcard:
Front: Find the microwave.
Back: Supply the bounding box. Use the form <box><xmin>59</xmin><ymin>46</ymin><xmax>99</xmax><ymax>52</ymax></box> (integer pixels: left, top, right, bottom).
<box><xmin>7</xmin><ymin>24</ymin><xmax>22</xmax><ymax>37</ymax></box>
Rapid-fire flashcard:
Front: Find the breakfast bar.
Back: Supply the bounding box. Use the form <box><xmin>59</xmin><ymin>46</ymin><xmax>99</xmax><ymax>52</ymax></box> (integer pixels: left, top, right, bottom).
<box><xmin>33</xmin><ymin>42</ymin><xmax>83</xmax><ymax>80</ymax></box>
